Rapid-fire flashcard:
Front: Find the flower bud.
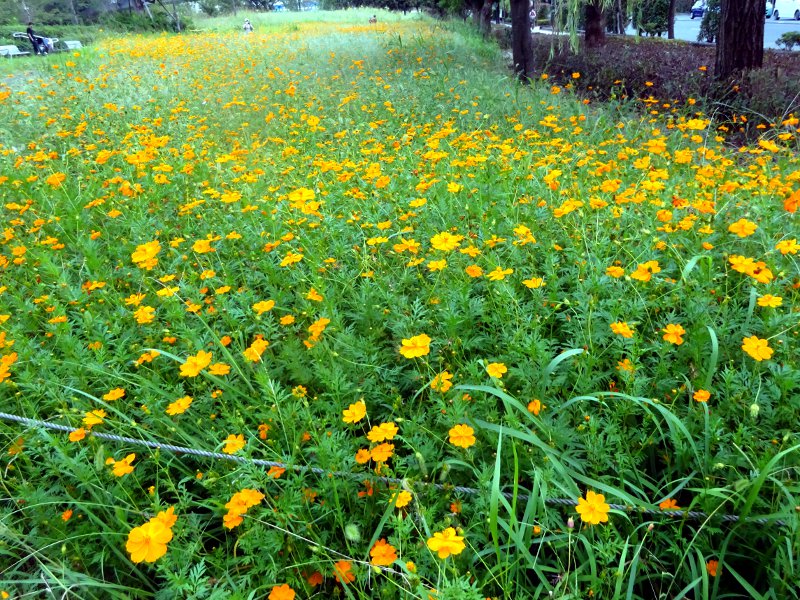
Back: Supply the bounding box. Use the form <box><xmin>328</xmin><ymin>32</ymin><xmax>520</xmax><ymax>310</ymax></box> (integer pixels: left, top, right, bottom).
<box><xmin>749</xmin><ymin>403</ymin><xmax>760</xmax><ymax>418</ymax></box>
<box><xmin>567</xmin><ymin>517</ymin><xmax>575</xmax><ymax>529</ymax></box>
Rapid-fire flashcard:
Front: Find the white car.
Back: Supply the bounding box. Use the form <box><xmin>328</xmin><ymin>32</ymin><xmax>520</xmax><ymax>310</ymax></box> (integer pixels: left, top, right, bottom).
<box><xmin>772</xmin><ymin>0</ymin><xmax>800</xmax><ymax>20</ymax></box>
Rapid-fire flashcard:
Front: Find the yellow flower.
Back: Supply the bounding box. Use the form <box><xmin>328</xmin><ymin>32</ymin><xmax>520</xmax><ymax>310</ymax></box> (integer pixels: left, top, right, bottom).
<box><xmin>606</xmin><ymin>265</ymin><xmax>625</xmax><ymax>278</ymax></box>
<box><xmin>108</xmin><ymin>453</ymin><xmax>136</xmax><ymax>477</ymax></box>
<box><xmin>394</xmin><ymin>490</ymin><xmax>413</xmax><ymax>508</ymax></box>
<box><xmin>527</xmin><ymin>399</ymin><xmax>544</xmax><ymax>415</ymax></box>
<box><xmin>342</xmin><ymin>400</ymin><xmax>367</xmax><ymax>423</ymax></box>
<box><xmin>757</xmin><ymin>295</ymin><xmax>782</xmax><ymax>308</ymax></box>
<box><xmin>355</xmin><ymin>448</ymin><xmax>371</xmax><ymax>463</ymax></box>
<box><xmin>180</xmin><ymin>350</ymin><xmax>213</xmax><ymax>377</ymax></box>
<box><xmin>154</xmin><ymin>506</ymin><xmax>177</xmax><ymax>529</ymax></box>
<box><xmin>370</xmin><ymin>443</ymin><xmax>394</xmax><ymax>463</ymax></box>
<box><xmin>253</xmin><ymin>300</ymin><xmax>275</xmax><ymax>314</ymax></box>
<box><xmin>367</xmin><ymin>422</ymin><xmax>399</xmax><ymax>443</ymax></box>
<box><xmin>306</xmin><ymin>288</ymin><xmax>324</xmax><ymax>302</ymax></box>
<box><xmin>166</xmin><ymin>395</ymin><xmax>192</xmax><ymax>415</ymax></box>
<box><xmin>728</xmin><ymin>218</ymin><xmax>757</xmax><ymax>238</ymax></box>
<box><xmin>243</xmin><ymin>338</ymin><xmax>269</xmax><ymax>362</ymax></box>
<box><xmin>693</xmin><ymin>389</ymin><xmax>711</xmax><ymax>403</ymax></box>
<box><xmin>431</xmin><ymin>371</ymin><xmax>453</xmax><ymax>393</ymax></box>
<box><xmin>208</xmin><ymin>362</ymin><xmax>231</xmax><ymax>376</ymax></box>
<box><xmin>134</xmin><ymin>306</ymin><xmax>156</xmax><ymax>324</ymax></box>
<box><xmin>662</xmin><ymin>324</ymin><xmax>685</xmax><ymax>345</ymax></box>
<box><xmin>522</xmin><ymin>277</ymin><xmax>545</xmax><ymax>288</ymax></box>
<box><xmin>82</xmin><ymin>409</ymin><xmax>106</xmax><ymax>428</ymax></box>
<box><xmin>126</xmin><ymin>519</ymin><xmax>173</xmax><ymax>563</ymax></box>
<box><xmin>69</xmin><ymin>428</ymin><xmax>86</xmax><ymax>442</ymax></box>
<box><xmin>222</xmin><ymin>434</ymin><xmax>246</xmax><ymax>454</ymax></box>
<box><xmin>430</xmin><ymin>231</ymin><xmax>463</xmax><ymax>252</ymax></box>
<box><xmin>486</xmin><ymin>267</ymin><xmax>513</xmax><ymax>281</ymax></box>
<box><xmin>741</xmin><ymin>336</ymin><xmax>773</xmax><ymax>361</ymax></box>
<box><xmin>426</xmin><ymin>527</ymin><xmax>466</xmax><ymax>558</ymax></box>
<box><xmin>102</xmin><ymin>388</ymin><xmax>126</xmax><ymax>401</ymax></box>
<box><xmin>448</xmin><ymin>424</ymin><xmax>476</xmax><ymax>448</ymax></box>
<box><xmin>610</xmin><ymin>321</ymin><xmax>634</xmax><ymax>338</ymax></box>
<box><xmin>576</xmin><ymin>490</ymin><xmax>610</xmax><ymax>525</ymax></box>
<box><xmin>399</xmin><ymin>334</ymin><xmax>431</xmax><ymax>359</ymax></box>
<box><xmin>486</xmin><ymin>362</ymin><xmax>507</xmax><ymax>378</ymax></box>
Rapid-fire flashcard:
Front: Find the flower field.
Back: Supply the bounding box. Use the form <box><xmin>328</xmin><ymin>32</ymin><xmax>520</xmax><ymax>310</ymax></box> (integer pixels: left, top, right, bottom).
<box><xmin>1</xmin><ymin>12</ymin><xmax>799</xmax><ymax>599</ymax></box>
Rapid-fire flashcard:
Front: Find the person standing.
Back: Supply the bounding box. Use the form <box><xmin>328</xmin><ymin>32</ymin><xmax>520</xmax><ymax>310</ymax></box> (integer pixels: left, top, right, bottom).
<box><xmin>243</xmin><ymin>19</ymin><xmax>253</xmax><ymax>33</ymax></box>
<box><xmin>26</xmin><ymin>23</ymin><xmax>46</xmax><ymax>55</ymax></box>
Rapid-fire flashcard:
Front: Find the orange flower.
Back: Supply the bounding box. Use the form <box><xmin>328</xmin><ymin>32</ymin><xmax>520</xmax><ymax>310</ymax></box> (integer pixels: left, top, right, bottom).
<box><xmin>610</xmin><ymin>321</ymin><xmax>634</xmax><ymax>338</ymax></box>
<box><xmin>69</xmin><ymin>428</ymin><xmax>86</xmax><ymax>442</ymax></box>
<box><xmin>370</xmin><ymin>443</ymin><xmax>394</xmax><ymax>463</ymax></box>
<box><xmin>693</xmin><ymin>389</ymin><xmax>710</xmax><ymax>403</ymax></box>
<box><xmin>61</xmin><ymin>509</ymin><xmax>73</xmax><ymax>522</ymax></box>
<box><xmin>662</xmin><ymin>324</ymin><xmax>686</xmax><ymax>345</ymax></box>
<box><xmin>728</xmin><ymin>218</ymin><xmax>757</xmax><ymax>238</ymax></box>
<box><xmin>393</xmin><ymin>490</ymin><xmax>413</xmax><ymax>508</ymax></box>
<box><xmin>448</xmin><ymin>424</ymin><xmax>476</xmax><ymax>449</ymax></box>
<box><xmin>659</xmin><ymin>498</ymin><xmax>680</xmax><ymax>510</ymax></box>
<box><xmin>370</xmin><ymin>539</ymin><xmax>398</xmax><ymax>566</ymax></box>
<box><xmin>527</xmin><ymin>399</ymin><xmax>544</xmax><ymax>415</ymax></box>
<box><xmin>268</xmin><ymin>584</ymin><xmax>296</xmax><ymax>600</ymax></box>
<box><xmin>333</xmin><ymin>560</ymin><xmax>356</xmax><ymax>583</ymax></box>
<box><xmin>706</xmin><ymin>559</ymin><xmax>719</xmax><ymax>577</ymax></box>
<box><xmin>107</xmin><ymin>453</ymin><xmax>136</xmax><ymax>477</ymax></box>
<box><xmin>576</xmin><ymin>490</ymin><xmax>610</xmax><ymax>525</ymax></box>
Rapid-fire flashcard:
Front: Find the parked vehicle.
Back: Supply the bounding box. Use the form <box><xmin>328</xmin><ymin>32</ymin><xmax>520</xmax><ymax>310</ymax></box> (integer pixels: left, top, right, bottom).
<box><xmin>691</xmin><ymin>0</ymin><xmax>706</xmax><ymax>19</ymax></box>
<box><xmin>766</xmin><ymin>1</ymin><xmax>774</xmax><ymax>18</ymax></box>
<box><xmin>772</xmin><ymin>0</ymin><xmax>800</xmax><ymax>20</ymax></box>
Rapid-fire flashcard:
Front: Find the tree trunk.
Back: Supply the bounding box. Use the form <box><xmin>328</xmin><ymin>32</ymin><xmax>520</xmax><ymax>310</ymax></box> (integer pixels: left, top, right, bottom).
<box><xmin>585</xmin><ymin>0</ymin><xmax>606</xmax><ymax>47</ymax></box>
<box><xmin>510</xmin><ymin>0</ymin><xmax>534</xmax><ymax>81</ymax></box>
<box><xmin>668</xmin><ymin>0</ymin><xmax>676</xmax><ymax>38</ymax></box>
<box><xmin>469</xmin><ymin>0</ymin><xmax>481</xmax><ymax>26</ymax></box>
<box><xmin>479</xmin><ymin>0</ymin><xmax>493</xmax><ymax>36</ymax></box>
<box><xmin>715</xmin><ymin>0</ymin><xmax>765</xmax><ymax>79</ymax></box>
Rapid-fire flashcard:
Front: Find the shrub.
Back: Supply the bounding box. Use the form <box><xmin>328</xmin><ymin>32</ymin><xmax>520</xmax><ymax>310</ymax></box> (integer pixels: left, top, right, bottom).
<box><xmin>777</xmin><ymin>30</ymin><xmax>800</xmax><ymax>51</ymax></box>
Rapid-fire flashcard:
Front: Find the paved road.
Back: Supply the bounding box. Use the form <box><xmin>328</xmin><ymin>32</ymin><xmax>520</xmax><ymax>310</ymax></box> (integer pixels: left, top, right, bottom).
<box><xmin>627</xmin><ymin>13</ymin><xmax>800</xmax><ymax>49</ymax></box>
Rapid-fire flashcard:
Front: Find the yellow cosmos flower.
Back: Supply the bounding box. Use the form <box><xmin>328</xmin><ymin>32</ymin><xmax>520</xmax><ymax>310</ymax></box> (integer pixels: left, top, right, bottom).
<box><xmin>576</xmin><ymin>490</ymin><xmax>610</xmax><ymax>525</ymax></box>
<box><xmin>370</xmin><ymin>539</ymin><xmax>398</xmax><ymax>566</ymax></box>
<box><xmin>426</xmin><ymin>527</ymin><xmax>466</xmax><ymax>558</ymax></box>
<box><xmin>486</xmin><ymin>362</ymin><xmax>507</xmax><ymax>378</ymax></box>
<box><xmin>757</xmin><ymin>295</ymin><xmax>782</xmax><ymax>308</ymax></box>
<box><xmin>342</xmin><ymin>400</ymin><xmax>367</xmax><ymax>423</ymax></box>
<box><xmin>741</xmin><ymin>336</ymin><xmax>773</xmax><ymax>361</ymax></box>
<box><xmin>662</xmin><ymin>324</ymin><xmax>686</xmax><ymax>345</ymax></box>
<box><xmin>102</xmin><ymin>388</ymin><xmax>126</xmax><ymax>401</ymax></box>
<box><xmin>180</xmin><ymin>350</ymin><xmax>212</xmax><ymax>377</ymax></box>
<box><xmin>399</xmin><ymin>334</ymin><xmax>431</xmax><ymax>358</ymax></box>
<box><xmin>728</xmin><ymin>218</ymin><xmax>757</xmax><ymax>238</ymax></box>
<box><xmin>448</xmin><ymin>424</ymin><xmax>476</xmax><ymax>448</ymax></box>
<box><xmin>222</xmin><ymin>434</ymin><xmax>246</xmax><ymax>454</ymax></box>
<box><xmin>430</xmin><ymin>231</ymin><xmax>463</xmax><ymax>252</ymax></box>
<box><xmin>166</xmin><ymin>395</ymin><xmax>192</xmax><ymax>415</ymax></box>
<box><xmin>431</xmin><ymin>370</ymin><xmax>453</xmax><ymax>392</ymax></box>
<box><xmin>693</xmin><ymin>389</ymin><xmax>710</xmax><ymax>403</ymax></box>
<box><xmin>126</xmin><ymin>519</ymin><xmax>173</xmax><ymax>563</ymax></box>
<box><xmin>253</xmin><ymin>300</ymin><xmax>275</xmax><ymax>314</ymax></box>
<box><xmin>610</xmin><ymin>321</ymin><xmax>634</xmax><ymax>338</ymax></box>
<box><xmin>367</xmin><ymin>422</ymin><xmax>399</xmax><ymax>443</ymax></box>
<box><xmin>394</xmin><ymin>490</ymin><xmax>413</xmax><ymax>508</ymax></box>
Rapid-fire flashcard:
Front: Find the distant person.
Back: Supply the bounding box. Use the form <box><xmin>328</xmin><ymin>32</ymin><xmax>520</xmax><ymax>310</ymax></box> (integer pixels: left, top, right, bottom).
<box><xmin>26</xmin><ymin>22</ymin><xmax>47</xmax><ymax>55</ymax></box>
<box><xmin>243</xmin><ymin>19</ymin><xmax>253</xmax><ymax>33</ymax></box>
<box><xmin>369</xmin><ymin>14</ymin><xmax>377</xmax><ymax>24</ymax></box>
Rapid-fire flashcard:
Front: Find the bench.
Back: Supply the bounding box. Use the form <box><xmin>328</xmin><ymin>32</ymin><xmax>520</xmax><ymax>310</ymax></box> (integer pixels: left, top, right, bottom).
<box><xmin>61</xmin><ymin>40</ymin><xmax>83</xmax><ymax>51</ymax></box>
<box><xmin>0</xmin><ymin>45</ymin><xmax>30</xmax><ymax>58</ymax></box>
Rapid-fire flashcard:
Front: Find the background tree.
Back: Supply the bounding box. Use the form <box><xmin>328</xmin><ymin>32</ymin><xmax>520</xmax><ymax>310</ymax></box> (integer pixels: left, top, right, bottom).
<box><xmin>634</xmin><ymin>0</ymin><xmax>668</xmax><ymax>36</ymax></box>
<box><xmin>716</xmin><ymin>0</ymin><xmax>765</xmax><ymax>78</ymax></box>
<box><xmin>509</xmin><ymin>0</ymin><xmax>533</xmax><ymax>80</ymax></box>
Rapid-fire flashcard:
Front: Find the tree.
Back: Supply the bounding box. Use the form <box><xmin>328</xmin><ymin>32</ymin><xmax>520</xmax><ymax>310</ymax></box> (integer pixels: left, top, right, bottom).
<box><xmin>509</xmin><ymin>0</ymin><xmax>534</xmax><ymax>81</ymax></box>
<box><xmin>584</xmin><ymin>0</ymin><xmax>605</xmax><ymax>46</ymax></box>
<box><xmin>715</xmin><ymin>0</ymin><xmax>765</xmax><ymax>78</ymax></box>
